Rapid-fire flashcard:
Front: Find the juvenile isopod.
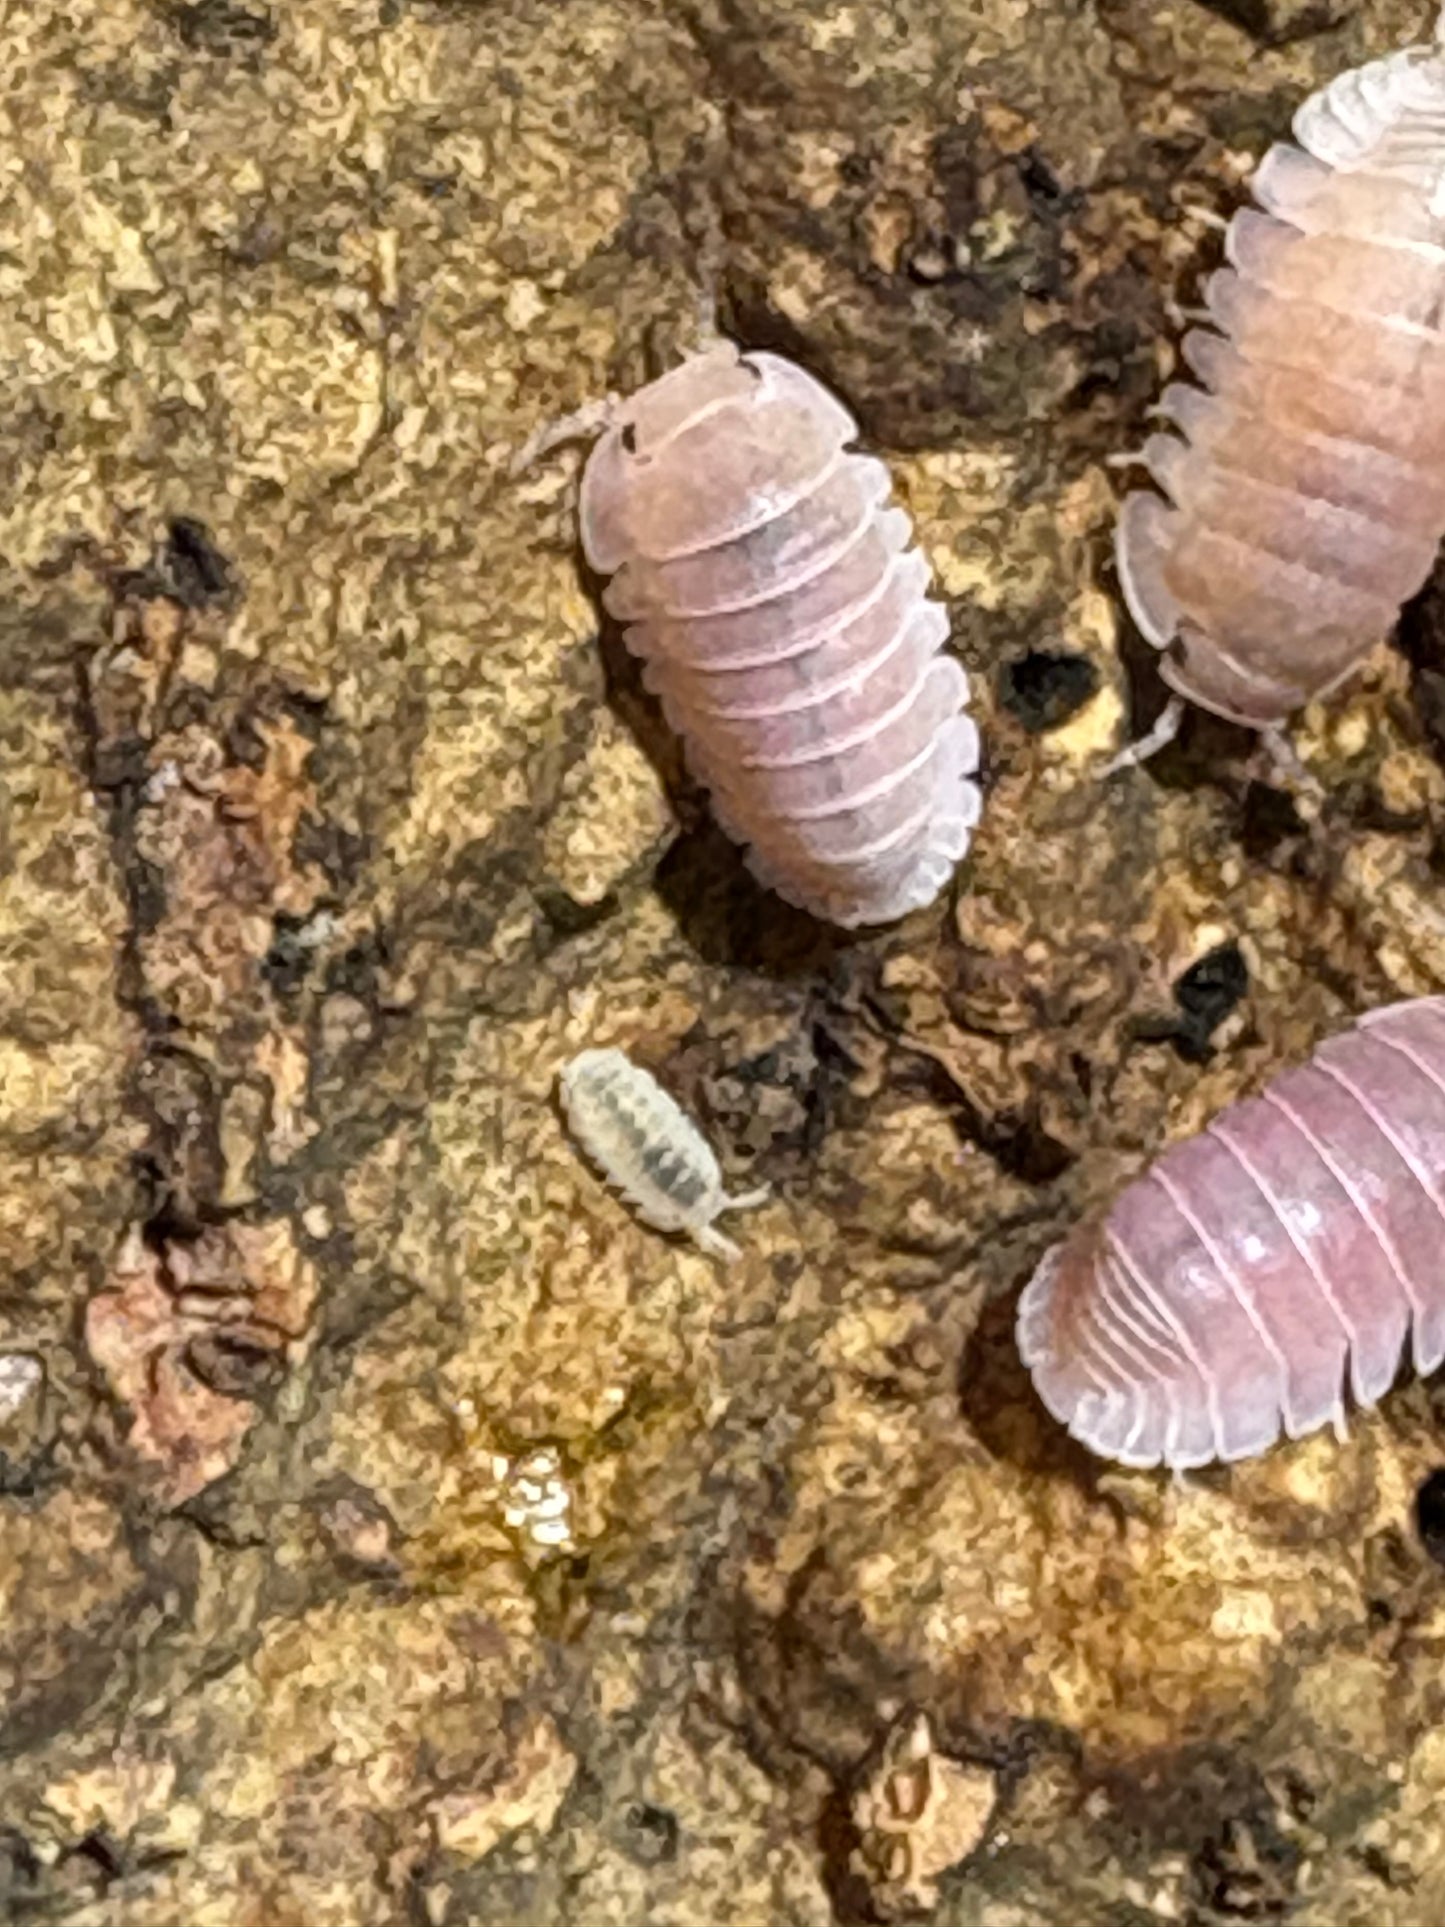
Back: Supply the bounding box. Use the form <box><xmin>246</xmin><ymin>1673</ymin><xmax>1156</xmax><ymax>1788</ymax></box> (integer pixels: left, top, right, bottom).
<box><xmin>577</xmin><ymin>342</ymin><xmax>983</xmax><ymax>928</ymax></box>
<box><xmin>1111</xmin><ymin>19</ymin><xmax>1445</xmax><ymax>765</ymax></box>
<box><xmin>558</xmin><ymin>1046</ymin><xmax>767</xmax><ymax>1260</ymax></box>
<box><xmin>1017</xmin><ymin>997</ymin><xmax>1445</xmax><ymax>1469</ymax></box>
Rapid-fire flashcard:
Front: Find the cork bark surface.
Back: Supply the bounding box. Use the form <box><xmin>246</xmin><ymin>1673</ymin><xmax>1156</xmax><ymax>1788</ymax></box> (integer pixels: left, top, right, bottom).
<box><xmin>2</xmin><ymin>0</ymin><xmax>1445</xmax><ymax>1920</ymax></box>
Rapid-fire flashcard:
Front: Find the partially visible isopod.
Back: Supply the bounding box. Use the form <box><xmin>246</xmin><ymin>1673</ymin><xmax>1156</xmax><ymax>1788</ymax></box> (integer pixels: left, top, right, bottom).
<box><xmin>577</xmin><ymin>341</ymin><xmax>982</xmax><ymax>928</ymax></box>
<box><xmin>558</xmin><ymin>1047</ymin><xmax>767</xmax><ymax>1260</ymax></box>
<box><xmin>1111</xmin><ymin>22</ymin><xmax>1445</xmax><ymax>764</ymax></box>
<box><xmin>1017</xmin><ymin>997</ymin><xmax>1445</xmax><ymax>1470</ymax></box>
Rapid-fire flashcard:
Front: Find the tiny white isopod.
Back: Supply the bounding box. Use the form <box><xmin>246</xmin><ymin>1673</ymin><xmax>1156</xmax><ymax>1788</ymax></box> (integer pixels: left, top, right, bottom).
<box><xmin>558</xmin><ymin>1046</ymin><xmax>768</xmax><ymax>1261</ymax></box>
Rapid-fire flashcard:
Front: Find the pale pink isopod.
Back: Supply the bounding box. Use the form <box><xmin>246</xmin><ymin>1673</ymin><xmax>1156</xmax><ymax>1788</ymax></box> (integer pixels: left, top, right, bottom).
<box><xmin>577</xmin><ymin>342</ymin><xmax>982</xmax><ymax>928</ymax></box>
<box><xmin>1017</xmin><ymin>997</ymin><xmax>1445</xmax><ymax>1469</ymax></box>
<box><xmin>1115</xmin><ymin>27</ymin><xmax>1445</xmax><ymax>743</ymax></box>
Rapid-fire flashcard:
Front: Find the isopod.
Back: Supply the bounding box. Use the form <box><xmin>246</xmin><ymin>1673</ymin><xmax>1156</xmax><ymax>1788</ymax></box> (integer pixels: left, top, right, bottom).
<box><xmin>1017</xmin><ymin>997</ymin><xmax>1445</xmax><ymax>1469</ymax></box>
<box><xmin>577</xmin><ymin>342</ymin><xmax>982</xmax><ymax>928</ymax></box>
<box><xmin>558</xmin><ymin>1046</ymin><xmax>767</xmax><ymax>1260</ymax></box>
<box><xmin>1113</xmin><ymin>20</ymin><xmax>1445</xmax><ymax>762</ymax></box>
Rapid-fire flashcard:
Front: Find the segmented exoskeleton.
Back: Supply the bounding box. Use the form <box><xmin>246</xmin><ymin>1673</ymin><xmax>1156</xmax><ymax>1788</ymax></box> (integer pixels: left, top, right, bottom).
<box><xmin>578</xmin><ymin>344</ymin><xmax>982</xmax><ymax>927</ymax></box>
<box><xmin>1113</xmin><ymin>21</ymin><xmax>1445</xmax><ymax>764</ymax></box>
<box><xmin>1018</xmin><ymin>998</ymin><xmax>1445</xmax><ymax>1469</ymax></box>
<box><xmin>559</xmin><ymin>1047</ymin><xmax>766</xmax><ymax>1261</ymax></box>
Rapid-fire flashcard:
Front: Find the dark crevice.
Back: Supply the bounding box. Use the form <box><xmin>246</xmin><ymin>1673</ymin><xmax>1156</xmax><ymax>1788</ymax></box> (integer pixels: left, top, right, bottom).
<box><xmin>998</xmin><ymin>648</ymin><xmax>1101</xmax><ymax>735</ymax></box>
<box><xmin>1130</xmin><ymin>941</ymin><xmax>1251</xmax><ymax>1064</ymax></box>
<box><xmin>1414</xmin><ymin>1467</ymin><xmax>1445</xmax><ymax>1566</ymax></box>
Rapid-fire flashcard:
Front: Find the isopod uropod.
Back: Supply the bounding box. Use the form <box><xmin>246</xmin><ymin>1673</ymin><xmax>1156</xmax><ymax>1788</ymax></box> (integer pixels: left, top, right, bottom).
<box><xmin>1114</xmin><ymin>18</ymin><xmax>1445</xmax><ymax>760</ymax></box>
<box><xmin>577</xmin><ymin>342</ymin><xmax>983</xmax><ymax>928</ymax></box>
<box><xmin>558</xmin><ymin>1046</ymin><xmax>767</xmax><ymax>1261</ymax></box>
<box><xmin>1017</xmin><ymin>997</ymin><xmax>1445</xmax><ymax>1470</ymax></box>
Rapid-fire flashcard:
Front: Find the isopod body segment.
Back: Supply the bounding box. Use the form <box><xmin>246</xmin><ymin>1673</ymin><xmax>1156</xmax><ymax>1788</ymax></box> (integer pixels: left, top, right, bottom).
<box><xmin>577</xmin><ymin>343</ymin><xmax>982</xmax><ymax>928</ymax></box>
<box><xmin>1116</xmin><ymin>33</ymin><xmax>1445</xmax><ymax>727</ymax></box>
<box><xmin>1017</xmin><ymin>998</ymin><xmax>1445</xmax><ymax>1469</ymax></box>
<box><xmin>558</xmin><ymin>1047</ymin><xmax>767</xmax><ymax>1261</ymax></box>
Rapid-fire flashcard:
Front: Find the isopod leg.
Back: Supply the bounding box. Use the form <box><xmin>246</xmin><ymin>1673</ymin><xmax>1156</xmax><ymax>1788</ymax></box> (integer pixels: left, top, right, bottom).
<box><xmin>1252</xmin><ymin>727</ymin><xmax>1324</xmax><ymax>804</ymax></box>
<box><xmin>694</xmin><ymin>1188</ymin><xmax>768</xmax><ymax>1262</ymax></box>
<box><xmin>696</xmin><ymin>1223</ymin><xmax>744</xmax><ymax>1262</ymax></box>
<box><xmin>508</xmin><ymin>394</ymin><xmax>622</xmax><ymax>477</ymax></box>
<box><xmin>724</xmin><ymin>1185</ymin><xmax>771</xmax><ymax>1213</ymax></box>
<box><xmin>689</xmin><ymin>261</ymin><xmax>725</xmax><ymax>358</ymax></box>
<box><xmin>1101</xmin><ymin>695</ymin><xmax>1185</xmax><ymax>778</ymax></box>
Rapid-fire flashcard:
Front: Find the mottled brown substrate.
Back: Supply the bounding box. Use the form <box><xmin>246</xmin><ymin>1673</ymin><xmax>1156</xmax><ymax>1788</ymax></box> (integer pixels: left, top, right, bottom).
<box><xmin>3</xmin><ymin>0</ymin><xmax>1445</xmax><ymax>1923</ymax></box>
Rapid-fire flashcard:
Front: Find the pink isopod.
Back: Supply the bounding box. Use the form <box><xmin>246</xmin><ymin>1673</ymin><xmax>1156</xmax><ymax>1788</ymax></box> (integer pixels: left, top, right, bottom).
<box><xmin>1113</xmin><ymin>20</ymin><xmax>1445</xmax><ymax>759</ymax></box>
<box><xmin>1017</xmin><ymin>997</ymin><xmax>1445</xmax><ymax>1470</ymax></box>
<box><xmin>577</xmin><ymin>342</ymin><xmax>982</xmax><ymax>928</ymax></box>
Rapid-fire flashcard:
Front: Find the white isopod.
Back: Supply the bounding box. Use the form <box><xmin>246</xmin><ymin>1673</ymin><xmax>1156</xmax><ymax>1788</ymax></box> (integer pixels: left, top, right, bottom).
<box><xmin>576</xmin><ymin>342</ymin><xmax>982</xmax><ymax>928</ymax></box>
<box><xmin>558</xmin><ymin>1046</ymin><xmax>768</xmax><ymax>1260</ymax></box>
<box><xmin>1109</xmin><ymin>12</ymin><xmax>1445</xmax><ymax>770</ymax></box>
